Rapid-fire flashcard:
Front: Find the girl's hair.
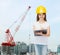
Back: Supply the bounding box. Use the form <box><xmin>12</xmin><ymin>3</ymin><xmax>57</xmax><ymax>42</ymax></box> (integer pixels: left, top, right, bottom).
<box><xmin>37</xmin><ymin>13</ymin><xmax>47</xmax><ymax>21</ymax></box>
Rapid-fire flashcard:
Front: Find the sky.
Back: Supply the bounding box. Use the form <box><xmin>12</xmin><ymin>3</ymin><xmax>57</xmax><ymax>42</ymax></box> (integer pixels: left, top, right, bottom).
<box><xmin>0</xmin><ymin>0</ymin><xmax>60</xmax><ymax>52</ymax></box>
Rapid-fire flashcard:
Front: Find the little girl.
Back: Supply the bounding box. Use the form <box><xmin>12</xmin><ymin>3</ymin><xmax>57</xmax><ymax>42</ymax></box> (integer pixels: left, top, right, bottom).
<box><xmin>33</xmin><ymin>5</ymin><xmax>50</xmax><ymax>55</ymax></box>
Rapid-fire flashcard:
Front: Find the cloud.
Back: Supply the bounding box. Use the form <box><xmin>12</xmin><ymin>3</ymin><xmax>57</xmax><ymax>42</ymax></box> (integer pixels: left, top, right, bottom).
<box><xmin>48</xmin><ymin>16</ymin><xmax>60</xmax><ymax>24</ymax></box>
<box><xmin>0</xmin><ymin>0</ymin><xmax>11</xmax><ymax>7</ymax></box>
<box><xmin>52</xmin><ymin>17</ymin><xmax>60</xmax><ymax>23</ymax></box>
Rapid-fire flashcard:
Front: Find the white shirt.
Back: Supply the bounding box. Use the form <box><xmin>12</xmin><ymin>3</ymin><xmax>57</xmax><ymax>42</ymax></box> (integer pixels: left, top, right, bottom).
<box><xmin>33</xmin><ymin>21</ymin><xmax>50</xmax><ymax>45</ymax></box>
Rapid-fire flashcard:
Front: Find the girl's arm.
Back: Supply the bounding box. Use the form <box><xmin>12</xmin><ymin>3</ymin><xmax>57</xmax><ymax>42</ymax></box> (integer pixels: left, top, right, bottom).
<box><xmin>40</xmin><ymin>26</ymin><xmax>50</xmax><ymax>37</ymax></box>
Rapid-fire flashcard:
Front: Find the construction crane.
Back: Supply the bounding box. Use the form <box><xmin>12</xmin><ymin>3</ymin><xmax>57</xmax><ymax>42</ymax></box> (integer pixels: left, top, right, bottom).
<box><xmin>1</xmin><ymin>6</ymin><xmax>31</xmax><ymax>46</ymax></box>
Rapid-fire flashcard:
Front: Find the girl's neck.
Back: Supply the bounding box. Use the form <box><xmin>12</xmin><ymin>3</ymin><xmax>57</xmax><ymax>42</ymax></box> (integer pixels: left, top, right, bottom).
<box><xmin>39</xmin><ymin>20</ymin><xmax>45</xmax><ymax>23</ymax></box>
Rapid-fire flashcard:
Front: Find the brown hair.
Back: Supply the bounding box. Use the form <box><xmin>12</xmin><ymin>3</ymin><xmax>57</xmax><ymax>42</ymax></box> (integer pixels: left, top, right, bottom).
<box><xmin>37</xmin><ymin>13</ymin><xmax>47</xmax><ymax>21</ymax></box>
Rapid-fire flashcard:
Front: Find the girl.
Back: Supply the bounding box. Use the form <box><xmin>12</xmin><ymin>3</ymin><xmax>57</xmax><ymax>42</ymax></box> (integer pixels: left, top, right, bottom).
<box><xmin>33</xmin><ymin>6</ymin><xmax>50</xmax><ymax>55</ymax></box>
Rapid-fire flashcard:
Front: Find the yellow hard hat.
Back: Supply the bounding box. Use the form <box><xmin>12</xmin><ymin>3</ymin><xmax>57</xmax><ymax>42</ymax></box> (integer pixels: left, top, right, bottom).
<box><xmin>36</xmin><ymin>6</ymin><xmax>46</xmax><ymax>14</ymax></box>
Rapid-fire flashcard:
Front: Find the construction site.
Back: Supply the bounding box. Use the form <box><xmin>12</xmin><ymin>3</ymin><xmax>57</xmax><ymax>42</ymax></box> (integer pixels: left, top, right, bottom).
<box><xmin>0</xmin><ymin>6</ymin><xmax>34</xmax><ymax>55</ymax></box>
<box><xmin>0</xmin><ymin>0</ymin><xmax>60</xmax><ymax>55</ymax></box>
<box><xmin>0</xmin><ymin>5</ymin><xmax>59</xmax><ymax>55</ymax></box>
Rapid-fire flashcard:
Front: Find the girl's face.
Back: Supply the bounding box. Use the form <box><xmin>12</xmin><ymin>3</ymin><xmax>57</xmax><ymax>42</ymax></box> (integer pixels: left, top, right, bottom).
<box><xmin>38</xmin><ymin>13</ymin><xmax>45</xmax><ymax>20</ymax></box>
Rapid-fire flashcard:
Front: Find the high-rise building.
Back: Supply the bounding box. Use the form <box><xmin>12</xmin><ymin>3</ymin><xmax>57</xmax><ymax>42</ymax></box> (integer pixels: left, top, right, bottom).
<box><xmin>57</xmin><ymin>45</ymin><xmax>60</xmax><ymax>55</ymax></box>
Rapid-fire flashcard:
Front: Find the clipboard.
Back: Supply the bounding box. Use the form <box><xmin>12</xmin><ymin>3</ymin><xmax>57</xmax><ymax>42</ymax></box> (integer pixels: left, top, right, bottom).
<box><xmin>34</xmin><ymin>30</ymin><xmax>47</xmax><ymax>36</ymax></box>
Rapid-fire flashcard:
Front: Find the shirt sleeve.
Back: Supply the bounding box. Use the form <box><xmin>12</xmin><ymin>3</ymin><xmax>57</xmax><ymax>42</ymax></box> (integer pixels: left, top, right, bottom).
<box><xmin>46</xmin><ymin>22</ymin><xmax>50</xmax><ymax>28</ymax></box>
<box><xmin>32</xmin><ymin>22</ymin><xmax>36</xmax><ymax>30</ymax></box>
